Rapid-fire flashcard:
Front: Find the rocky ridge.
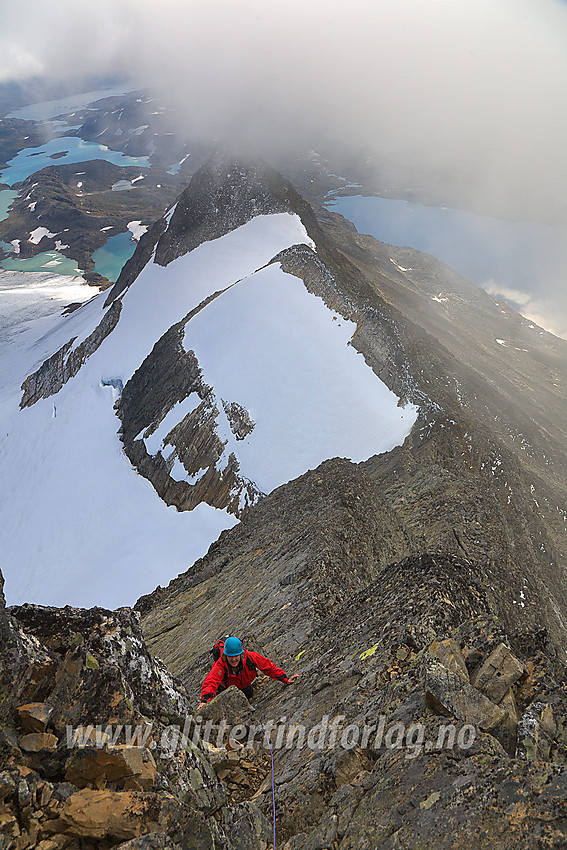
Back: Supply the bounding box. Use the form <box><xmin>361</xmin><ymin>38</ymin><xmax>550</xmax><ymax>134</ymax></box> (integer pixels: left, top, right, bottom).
<box><xmin>15</xmin><ymin>149</ymin><xmax>567</xmax><ymax>634</ymax></box>
<box><xmin>116</xmin><ymin>151</ymin><xmax>567</xmax><ymax>649</ymax></box>
<box><xmin>137</xmin><ymin>471</ymin><xmax>567</xmax><ymax>848</ymax></box>
<box><xmin>4</xmin><ymin>147</ymin><xmax>567</xmax><ymax>847</ymax></box>
<box><xmin>3</xmin><ymin>532</ymin><xmax>567</xmax><ymax>848</ymax></box>
<box><xmin>0</xmin><ymin>578</ymin><xmax>270</xmax><ymax>849</ymax></box>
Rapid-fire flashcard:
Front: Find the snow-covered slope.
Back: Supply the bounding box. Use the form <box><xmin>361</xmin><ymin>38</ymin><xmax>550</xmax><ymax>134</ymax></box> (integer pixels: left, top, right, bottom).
<box><xmin>0</xmin><ymin>207</ymin><xmax>417</xmax><ymax>609</ymax></box>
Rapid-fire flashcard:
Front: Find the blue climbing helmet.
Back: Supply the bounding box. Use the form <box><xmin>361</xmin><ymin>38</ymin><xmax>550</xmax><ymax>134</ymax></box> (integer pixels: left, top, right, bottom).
<box><xmin>224</xmin><ymin>636</ymin><xmax>243</xmax><ymax>656</ymax></box>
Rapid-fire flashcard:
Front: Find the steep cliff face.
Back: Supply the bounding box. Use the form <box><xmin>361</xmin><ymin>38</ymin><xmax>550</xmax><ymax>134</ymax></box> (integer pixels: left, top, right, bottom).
<box><xmin>137</xmin><ymin>480</ymin><xmax>567</xmax><ymax>848</ymax></box>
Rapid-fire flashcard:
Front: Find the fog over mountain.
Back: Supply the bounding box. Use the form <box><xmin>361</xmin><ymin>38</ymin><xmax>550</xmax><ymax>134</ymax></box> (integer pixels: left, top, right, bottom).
<box><xmin>1</xmin><ymin>0</ymin><xmax>566</xmax><ymax>333</ymax></box>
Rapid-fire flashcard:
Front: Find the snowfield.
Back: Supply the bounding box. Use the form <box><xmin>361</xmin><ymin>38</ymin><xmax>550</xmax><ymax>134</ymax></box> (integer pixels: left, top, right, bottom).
<box><xmin>0</xmin><ymin>214</ymin><xmax>417</xmax><ymax>609</ymax></box>
<box><xmin>182</xmin><ymin>262</ymin><xmax>416</xmax><ymax>493</ymax></box>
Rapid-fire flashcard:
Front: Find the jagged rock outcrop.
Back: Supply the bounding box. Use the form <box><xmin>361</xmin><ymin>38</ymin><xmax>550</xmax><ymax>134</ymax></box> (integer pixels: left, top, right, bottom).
<box><xmin>117</xmin><ymin>314</ymin><xmax>261</xmax><ymax>517</ymax></box>
<box><xmin>154</xmin><ymin>150</ymin><xmax>294</xmax><ymax>265</ymax></box>
<box><xmin>138</xmin><ymin>520</ymin><xmax>567</xmax><ymax>848</ymax></box>
<box><xmin>20</xmin><ymin>301</ymin><xmax>122</xmax><ymax>408</ymax></box>
<box><xmin>0</xmin><ymin>582</ymin><xmax>270</xmax><ymax>849</ymax></box>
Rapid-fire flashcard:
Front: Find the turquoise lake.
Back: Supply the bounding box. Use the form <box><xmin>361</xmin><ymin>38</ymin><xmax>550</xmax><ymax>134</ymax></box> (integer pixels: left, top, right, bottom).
<box><xmin>0</xmin><ymin>189</ymin><xmax>18</xmax><ymax>220</ymax></box>
<box><xmin>0</xmin><ymin>137</ymin><xmax>150</xmax><ymax>186</ymax></box>
<box><xmin>0</xmin><ymin>188</ymin><xmax>81</xmax><ymax>274</ymax></box>
<box><xmin>92</xmin><ymin>232</ymin><xmax>136</xmax><ymax>282</ymax></box>
<box><xmin>1</xmin><ymin>251</ymin><xmax>82</xmax><ymax>275</ymax></box>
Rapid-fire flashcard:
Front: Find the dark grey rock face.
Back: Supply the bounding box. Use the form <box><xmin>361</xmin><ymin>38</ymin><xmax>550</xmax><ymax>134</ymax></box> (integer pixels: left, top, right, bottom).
<box><xmin>154</xmin><ymin>149</ymin><xmax>305</xmax><ymax>265</ymax></box>
<box><xmin>20</xmin><ymin>300</ymin><xmax>122</xmax><ymax>408</ymax></box>
<box><xmin>138</xmin><ymin>512</ymin><xmax>567</xmax><ymax>849</ymax></box>
<box><xmin>117</xmin><ymin>317</ymin><xmax>262</xmax><ymax>517</ymax></box>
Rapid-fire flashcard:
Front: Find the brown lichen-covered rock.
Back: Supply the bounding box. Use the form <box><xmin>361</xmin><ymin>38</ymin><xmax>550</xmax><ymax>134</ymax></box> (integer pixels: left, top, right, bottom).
<box><xmin>0</xmin><ymin>578</ymin><xmax>270</xmax><ymax>849</ymax></box>
<box><xmin>8</xmin><ymin>603</ymin><xmax>191</xmax><ymax>732</ymax></box>
<box><xmin>428</xmin><ymin>639</ymin><xmax>469</xmax><ymax>683</ymax></box>
<box><xmin>471</xmin><ymin>642</ymin><xmax>525</xmax><ymax>703</ymax></box>
<box><xmin>64</xmin><ymin>745</ymin><xmax>157</xmax><ymax>789</ymax></box>
<box><xmin>60</xmin><ymin>788</ymin><xmax>183</xmax><ymax>840</ymax></box>
<box><xmin>17</xmin><ymin>702</ymin><xmax>54</xmax><ymax>733</ymax></box>
<box><xmin>19</xmin><ymin>732</ymin><xmax>59</xmax><ymax>752</ymax></box>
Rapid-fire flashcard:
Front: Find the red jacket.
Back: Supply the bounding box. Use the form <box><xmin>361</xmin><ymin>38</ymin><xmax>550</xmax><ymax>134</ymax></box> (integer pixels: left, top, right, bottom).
<box><xmin>201</xmin><ymin>649</ymin><xmax>289</xmax><ymax>703</ymax></box>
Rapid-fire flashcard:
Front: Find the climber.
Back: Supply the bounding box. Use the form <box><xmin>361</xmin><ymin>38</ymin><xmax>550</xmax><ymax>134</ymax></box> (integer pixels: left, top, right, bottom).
<box><xmin>196</xmin><ymin>636</ymin><xmax>300</xmax><ymax>711</ymax></box>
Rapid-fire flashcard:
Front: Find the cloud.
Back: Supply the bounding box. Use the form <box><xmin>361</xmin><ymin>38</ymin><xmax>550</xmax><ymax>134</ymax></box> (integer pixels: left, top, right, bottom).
<box><xmin>1</xmin><ymin>1</ymin><xmax>566</xmax><ymax>333</ymax></box>
<box><xmin>1</xmin><ymin>1</ymin><xmax>566</xmax><ymax>213</ymax></box>
<box><xmin>522</xmin><ymin>303</ymin><xmax>567</xmax><ymax>340</ymax></box>
<box><xmin>483</xmin><ymin>280</ymin><xmax>567</xmax><ymax>340</ymax></box>
<box><xmin>0</xmin><ymin>44</ymin><xmax>44</xmax><ymax>81</ymax></box>
<box><xmin>483</xmin><ymin>282</ymin><xmax>534</xmax><ymax>308</ymax></box>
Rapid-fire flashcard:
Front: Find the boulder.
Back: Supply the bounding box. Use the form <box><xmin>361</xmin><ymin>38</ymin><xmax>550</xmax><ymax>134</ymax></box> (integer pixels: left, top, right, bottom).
<box><xmin>428</xmin><ymin>639</ymin><xmax>469</xmax><ymax>683</ymax></box>
<box><xmin>65</xmin><ymin>745</ymin><xmax>157</xmax><ymax>789</ymax></box>
<box><xmin>423</xmin><ymin>657</ymin><xmax>507</xmax><ymax>733</ymax></box>
<box><xmin>60</xmin><ymin>788</ymin><xmax>185</xmax><ymax>840</ymax></box>
<box><xmin>19</xmin><ymin>732</ymin><xmax>58</xmax><ymax>752</ymax></box>
<box><xmin>17</xmin><ymin>702</ymin><xmax>54</xmax><ymax>733</ymax></box>
<box><xmin>471</xmin><ymin>642</ymin><xmax>524</xmax><ymax>704</ymax></box>
<box><xmin>198</xmin><ymin>686</ymin><xmax>256</xmax><ymax>729</ymax></box>
<box><xmin>9</xmin><ymin>604</ymin><xmax>192</xmax><ymax>731</ymax></box>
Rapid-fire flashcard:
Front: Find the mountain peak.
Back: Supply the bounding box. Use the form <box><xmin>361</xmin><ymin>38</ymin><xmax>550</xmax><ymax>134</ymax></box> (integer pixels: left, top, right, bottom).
<box><xmin>154</xmin><ymin>147</ymin><xmax>309</xmax><ymax>266</ymax></box>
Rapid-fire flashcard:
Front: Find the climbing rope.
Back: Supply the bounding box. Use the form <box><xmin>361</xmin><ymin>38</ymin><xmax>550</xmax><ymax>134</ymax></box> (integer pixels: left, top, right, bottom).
<box><xmin>261</xmin><ymin>723</ymin><xmax>277</xmax><ymax>850</ymax></box>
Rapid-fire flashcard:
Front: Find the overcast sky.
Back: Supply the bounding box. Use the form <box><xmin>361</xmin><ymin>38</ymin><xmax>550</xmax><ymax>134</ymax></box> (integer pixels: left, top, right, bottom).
<box><xmin>1</xmin><ymin>0</ymin><xmax>566</xmax><ymax>336</ymax></box>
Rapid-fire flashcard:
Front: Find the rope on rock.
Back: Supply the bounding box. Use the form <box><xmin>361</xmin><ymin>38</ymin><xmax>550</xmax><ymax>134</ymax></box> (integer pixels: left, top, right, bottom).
<box><xmin>261</xmin><ymin>722</ymin><xmax>277</xmax><ymax>850</ymax></box>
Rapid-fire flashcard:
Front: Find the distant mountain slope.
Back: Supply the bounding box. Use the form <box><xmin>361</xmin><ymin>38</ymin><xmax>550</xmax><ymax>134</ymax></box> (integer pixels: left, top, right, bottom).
<box><xmin>0</xmin><ymin>152</ymin><xmax>416</xmax><ymax>609</ymax></box>
<box><xmin>131</xmin><ymin>154</ymin><xmax>567</xmax><ymax>654</ymax></box>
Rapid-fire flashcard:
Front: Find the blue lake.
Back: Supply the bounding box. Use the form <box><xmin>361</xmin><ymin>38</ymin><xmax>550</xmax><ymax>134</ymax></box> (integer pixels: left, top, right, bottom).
<box><xmin>327</xmin><ymin>194</ymin><xmax>566</xmax><ymax>304</ymax></box>
<box><xmin>0</xmin><ymin>251</ymin><xmax>82</xmax><ymax>275</ymax></box>
<box><xmin>0</xmin><ymin>188</ymin><xmax>81</xmax><ymax>274</ymax></box>
<box><xmin>0</xmin><ymin>189</ymin><xmax>18</xmax><ymax>221</ymax></box>
<box><xmin>8</xmin><ymin>85</ymin><xmax>136</xmax><ymax>123</ymax></box>
<box><xmin>0</xmin><ymin>136</ymin><xmax>150</xmax><ymax>187</ymax></box>
<box><xmin>92</xmin><ymin>232</ymin><xmax>136</xmax><ymax>282</ymax></box>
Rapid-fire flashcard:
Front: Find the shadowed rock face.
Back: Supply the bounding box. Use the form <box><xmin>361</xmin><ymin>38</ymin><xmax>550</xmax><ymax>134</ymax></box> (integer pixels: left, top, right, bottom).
<box><xmin>117</xmin><ymin>315</ymin><xmax>262</xmax><ymax>518</ymax></box>
<box><xmin>138</xmin><ymin>524</ymin><xmax>567</xmax><ymax>849</ymax></box>
<box><xmin>0</xmin><ymin>575</ymin><xmax>270</xmax><ymax>849</ymax></box>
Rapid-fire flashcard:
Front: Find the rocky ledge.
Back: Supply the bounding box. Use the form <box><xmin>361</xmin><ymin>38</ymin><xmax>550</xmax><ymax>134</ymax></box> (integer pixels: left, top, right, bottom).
<box><xmin>0</xmin><ymin>576</ymin><xmax>269</xmax><ymax>850</ymax></box>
